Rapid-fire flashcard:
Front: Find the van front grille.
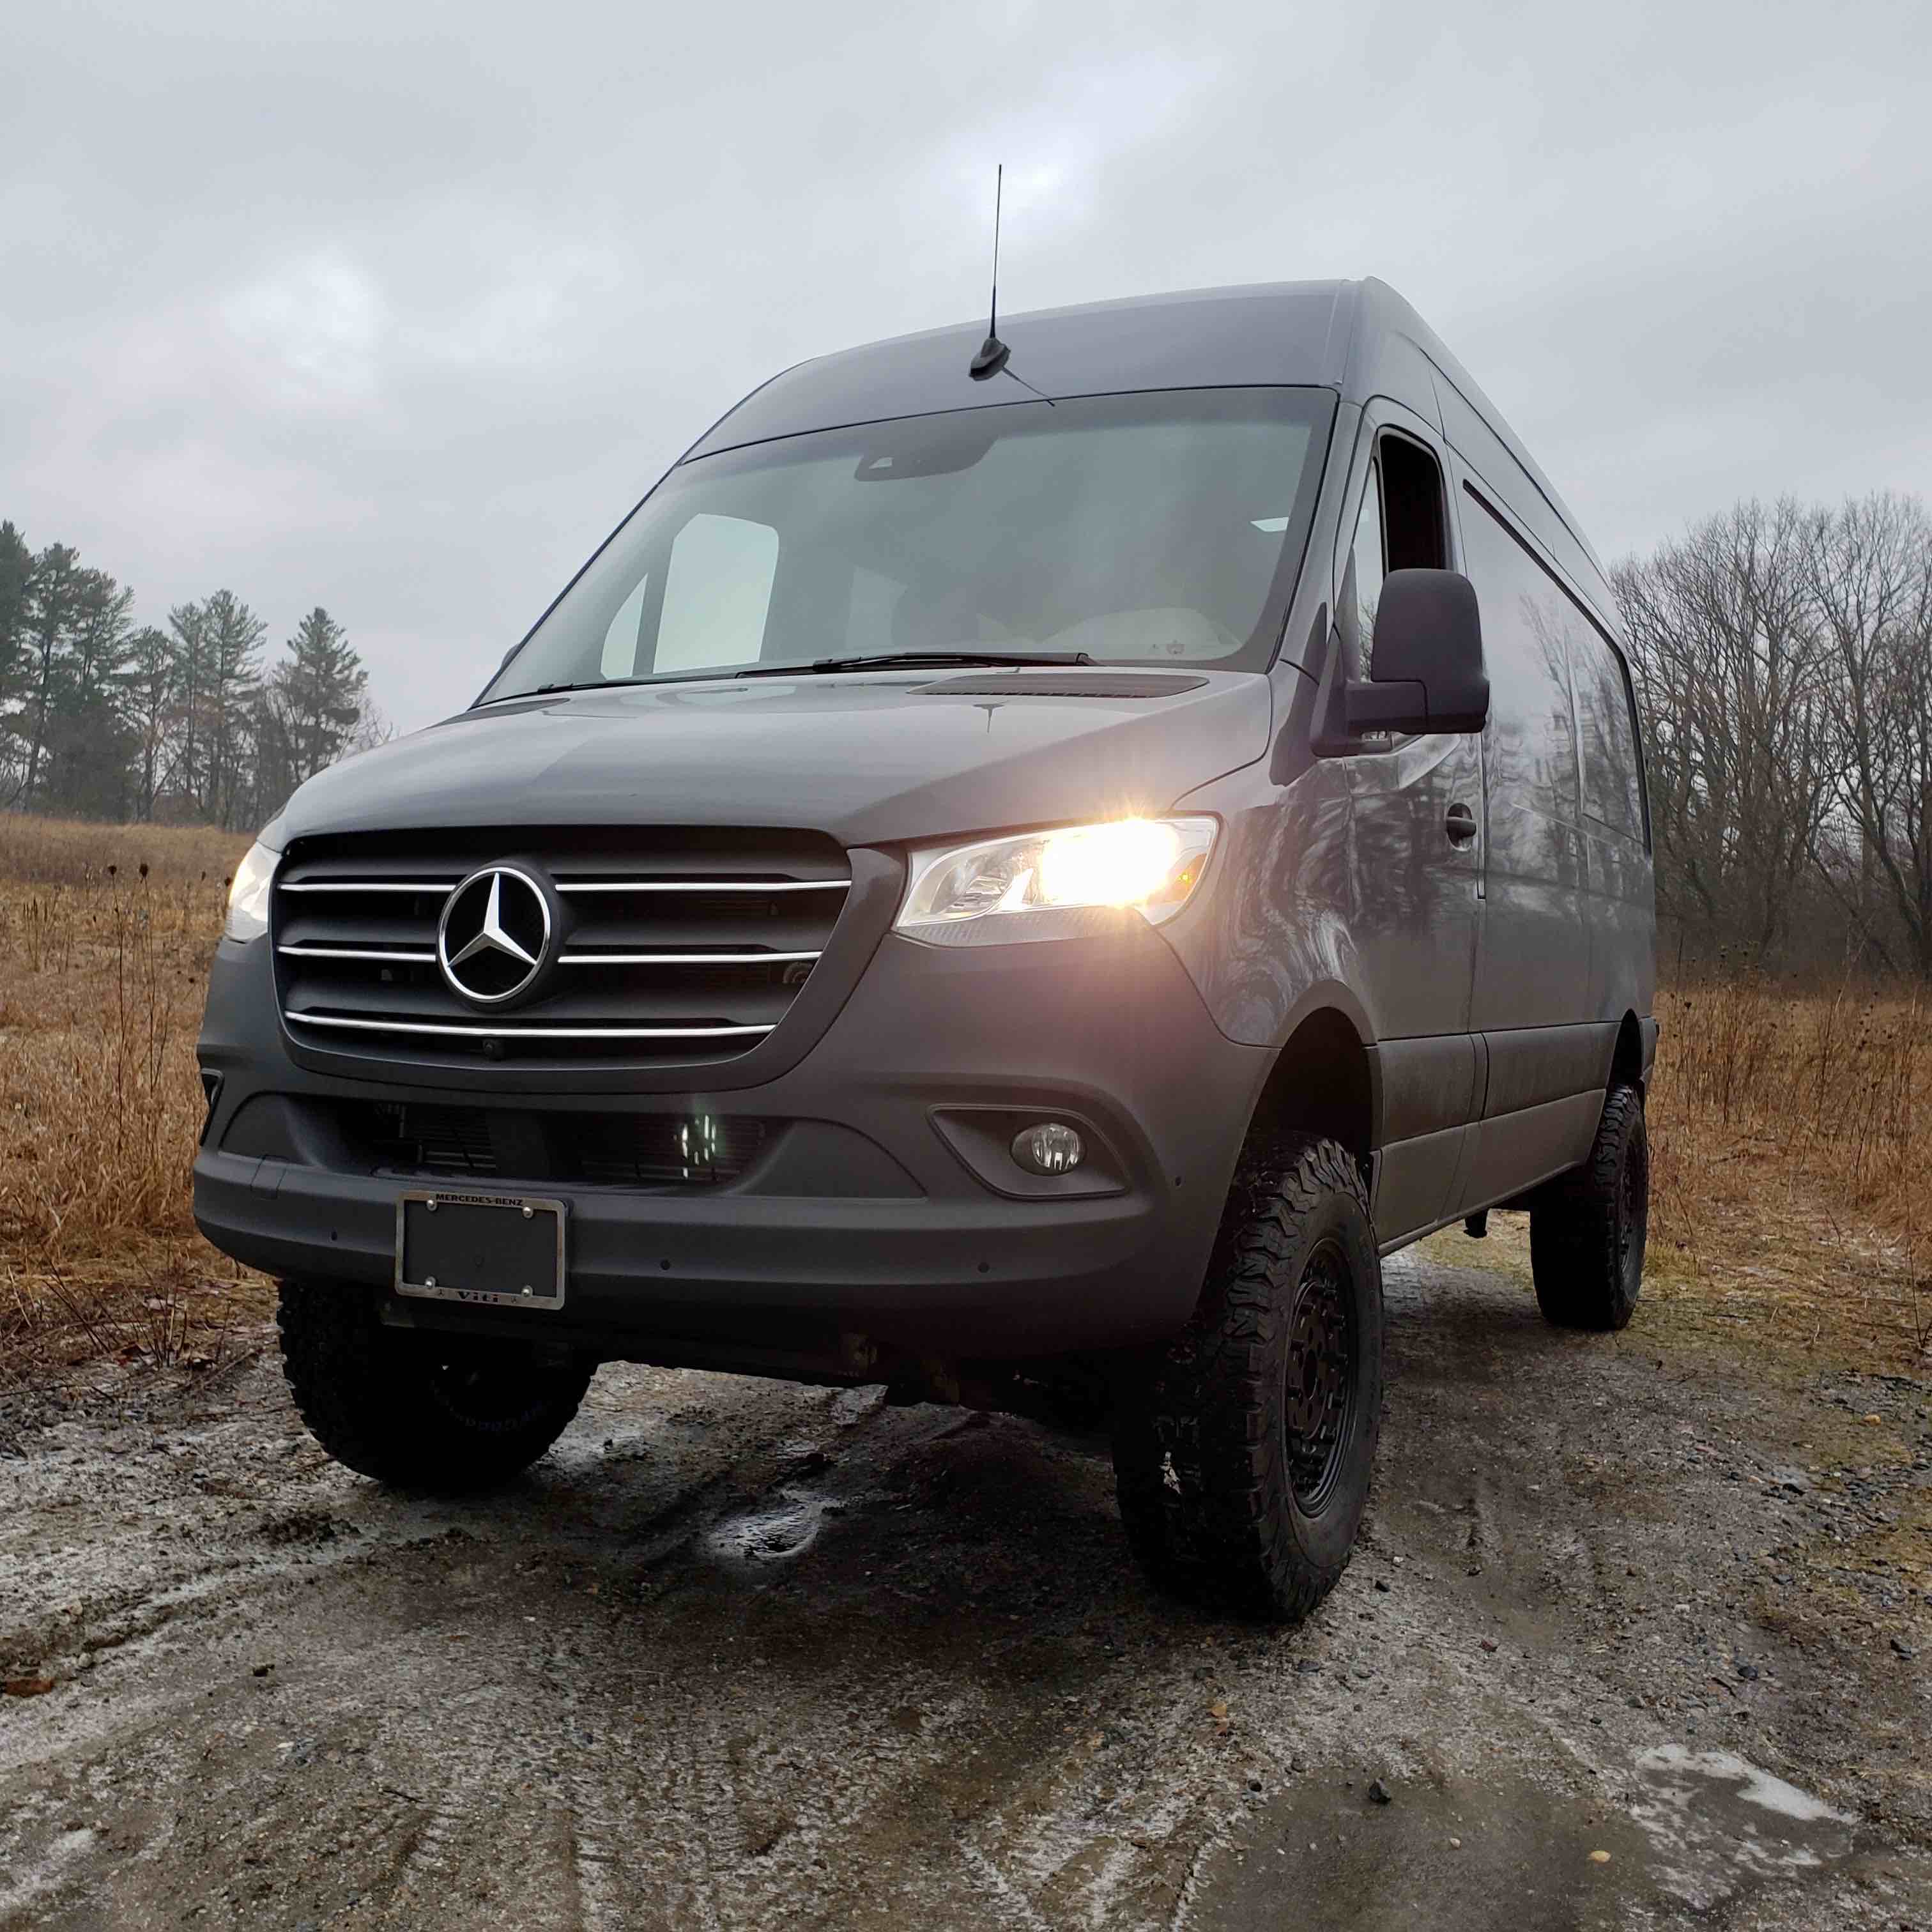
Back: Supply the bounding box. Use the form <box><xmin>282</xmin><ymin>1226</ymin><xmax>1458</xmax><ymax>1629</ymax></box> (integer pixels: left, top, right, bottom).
<box><xmin>272</xmin><ymin>827</ymin><xmax>850</xmax><ymax>1067</ymax></box>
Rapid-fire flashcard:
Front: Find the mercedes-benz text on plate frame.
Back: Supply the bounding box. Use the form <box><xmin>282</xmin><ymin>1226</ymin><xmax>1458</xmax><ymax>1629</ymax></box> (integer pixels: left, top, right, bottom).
<box><xmin>437</xmin><ymin>865</ymin><xmax>554</xmax><ymax>1005</ymax></box>
<box><xmin>194</xmin><ymin>278</ymin><xmax>1655</xmax><ymax>1625</ymax></box>
<box><xmin>395</xmin><ymin>1192</ymin><xmax>568</xmax><ymax>1310</ymax></box>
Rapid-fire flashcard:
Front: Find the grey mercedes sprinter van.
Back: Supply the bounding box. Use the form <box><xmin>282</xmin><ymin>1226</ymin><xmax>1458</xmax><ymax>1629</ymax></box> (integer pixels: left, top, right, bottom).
<box><xmin>195</xmin><ymin>278</ymin><xmax>1656</xmax><ymax>1621</ymax></box>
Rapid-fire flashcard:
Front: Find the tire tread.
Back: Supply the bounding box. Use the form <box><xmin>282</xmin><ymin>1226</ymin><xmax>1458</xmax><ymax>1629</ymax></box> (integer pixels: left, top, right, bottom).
<box><xmin>1115</xmin><ymin>1133</ymin><xmax>1381</xmax><ymax>1621</ymax></box>
<box><xmin>1529</xmin><ymin>1082</ymin><xmax>1646</xmax><ymax>1331</ymax></box>
<box><xmin>277</xmin><ymin>1281</ymin><xmax>590</xmax><ymax>1491</ymax></box>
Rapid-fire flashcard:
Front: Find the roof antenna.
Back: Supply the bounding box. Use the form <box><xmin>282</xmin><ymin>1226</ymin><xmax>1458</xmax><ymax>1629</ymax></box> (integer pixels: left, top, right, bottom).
<box><xmin>967</xmin><ymin>166</ymin><xmax>1054</xmax><ymax>402</ymax></box>
<box><xmin>969</xmin><ymin>165</ymin><xmax>1011</xmax><ymax>381</ymax></box>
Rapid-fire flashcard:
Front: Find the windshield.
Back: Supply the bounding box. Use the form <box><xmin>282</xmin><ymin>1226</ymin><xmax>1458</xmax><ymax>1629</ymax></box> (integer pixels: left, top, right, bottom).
<box><xmin>479</xmin><ymin>387</ymin><xmax>1335</xmax><ymax>703</ymax></box>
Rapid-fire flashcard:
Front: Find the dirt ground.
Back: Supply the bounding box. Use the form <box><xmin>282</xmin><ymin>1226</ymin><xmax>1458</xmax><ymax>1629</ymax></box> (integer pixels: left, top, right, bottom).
<box><xmin>3</xmin><ymin>1223</ymin><xmax>1929</xmax><ymax>1931</ymax></box>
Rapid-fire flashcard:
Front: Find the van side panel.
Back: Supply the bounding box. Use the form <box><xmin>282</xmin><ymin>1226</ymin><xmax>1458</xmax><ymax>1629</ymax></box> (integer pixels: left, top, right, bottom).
<box><xmin>1454</xmin><ymin>479</ymin><xmax>1593</xmax><ymax>1034</ymax></box>
<box><xmin>1573</xmin><ymin>620</ymin><xmax>1657</xmax><ymax>1029</ymax></box>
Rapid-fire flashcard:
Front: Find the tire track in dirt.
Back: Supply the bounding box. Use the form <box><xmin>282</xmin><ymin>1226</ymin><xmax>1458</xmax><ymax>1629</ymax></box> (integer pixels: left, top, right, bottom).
<box><xmin>3</xmin><ymin>1248</ymin><xmax>1929</xmax><ymax>1929</ymax></box>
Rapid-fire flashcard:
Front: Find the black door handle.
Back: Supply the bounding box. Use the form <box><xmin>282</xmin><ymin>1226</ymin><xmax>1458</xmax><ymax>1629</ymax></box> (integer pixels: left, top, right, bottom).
<box><xmin>1445</xmin><ymin>802</ymin><xmax>1477</xmax><ymax>846</ymax></box>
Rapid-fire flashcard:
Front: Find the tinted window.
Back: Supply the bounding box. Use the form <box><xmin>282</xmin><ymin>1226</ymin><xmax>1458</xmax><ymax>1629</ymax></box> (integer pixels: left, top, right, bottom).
<box><xmin>1459</xmin><ymin>491</ymin><xmax>1579</xmax><ymax>821</ymax></box>
<box><xmin>1573</xmin><ymin>625</ymin><xmax>1644</xmax><ymax>841</ymax></box>
<box><xmin>481</xmin><ymin>388</ymin><xmax>1336</xmax><ymax>700</ymax></box>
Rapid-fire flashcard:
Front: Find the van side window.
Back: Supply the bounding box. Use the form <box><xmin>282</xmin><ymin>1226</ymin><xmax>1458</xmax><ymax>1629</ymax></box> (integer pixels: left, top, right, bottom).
<box><xmin>1459</xmin><ymin>491</ymin><xmax>1581</xmax><ymax>819</ymax></box>
<box><xmin>1573</xmin><ymin>626</ymin><xmax>1645</xmax><ymax>841</ymax></box>
<box><xmin>654</xmin><ymin>514</ymin><xmax>779</xmax><ymax>673</ymax></box>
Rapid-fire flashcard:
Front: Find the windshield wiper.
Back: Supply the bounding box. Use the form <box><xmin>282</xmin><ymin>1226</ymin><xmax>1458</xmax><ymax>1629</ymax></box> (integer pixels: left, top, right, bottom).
<box><xmin>475</xmin><ymin>677</ymin><xmax>653</xmax><ymax>704</ymax></box>
<box><xmin>484</xmin><ymin>652</ymin><xmax>1096</xmax><ymax>703</ymax></box>
<box><xmin>735</xmin><ymin>650</ymin><xmax>1094</xmax><ymax>680</ymax></box>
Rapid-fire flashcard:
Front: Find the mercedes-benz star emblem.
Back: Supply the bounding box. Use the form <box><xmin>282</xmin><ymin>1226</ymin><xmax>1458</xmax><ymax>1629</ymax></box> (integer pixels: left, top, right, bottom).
<box><xmin>437</xmin><ymin>866</ymin><xmax>554</xmax><ymax>1006</ymax></box>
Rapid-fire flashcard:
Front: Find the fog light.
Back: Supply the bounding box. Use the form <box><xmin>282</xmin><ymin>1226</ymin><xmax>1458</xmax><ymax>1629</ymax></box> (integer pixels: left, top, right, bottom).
<box><xmin>1011</xmin><ymin>1122</ymin><xmax>1084</xmax><ymax>1176</ymax></box>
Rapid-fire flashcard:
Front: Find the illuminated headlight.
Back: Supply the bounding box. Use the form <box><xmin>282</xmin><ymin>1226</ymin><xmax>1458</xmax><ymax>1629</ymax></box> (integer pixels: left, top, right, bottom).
<box><xmin>223</xmin><ymin>839</ymin><xmax>280</xmax><ymax>943</ymax></box>
<box><xmin>894</xmin><ymin>816</ymin><xmax>1217</xmax><ymax>946</ymax></box>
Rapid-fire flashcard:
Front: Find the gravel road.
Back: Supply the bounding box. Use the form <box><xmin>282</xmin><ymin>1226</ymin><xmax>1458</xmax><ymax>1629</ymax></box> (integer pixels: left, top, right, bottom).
<box><xmin>4</xmin><ymin>1230</ymin><xmax>1929</xmax><ymax>1930</ymax></box>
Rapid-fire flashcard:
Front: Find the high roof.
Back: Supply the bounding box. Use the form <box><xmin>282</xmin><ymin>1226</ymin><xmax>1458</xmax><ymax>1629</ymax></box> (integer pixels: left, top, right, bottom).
<box><xmin>683</xmin><ymin>277</ymin><xmax>1613</xmax><ymax>614</ymax></box>
<box><xmin>685</xmin><ymin>281</ymin><xmax>1358</xmax><ymax>458</ymax></box>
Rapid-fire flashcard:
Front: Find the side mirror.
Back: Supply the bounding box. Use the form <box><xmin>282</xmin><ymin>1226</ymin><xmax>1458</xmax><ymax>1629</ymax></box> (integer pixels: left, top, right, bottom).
<box><xmin>1340</xmin><ymin>569</ymin><xmax>1489</xmax><ymax>739</ymax></box>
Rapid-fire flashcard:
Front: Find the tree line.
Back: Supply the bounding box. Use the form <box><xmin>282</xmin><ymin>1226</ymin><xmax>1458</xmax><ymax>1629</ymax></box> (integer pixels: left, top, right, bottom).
<box><xmin>0</xmin><ymin>519</ymin><xmax>384</xmax><ymax>829</ymax></box>
<box><xmin>1615</xmin><ymin>491</ymin><xmax>1932</xmax><ymax>983</ymax></box>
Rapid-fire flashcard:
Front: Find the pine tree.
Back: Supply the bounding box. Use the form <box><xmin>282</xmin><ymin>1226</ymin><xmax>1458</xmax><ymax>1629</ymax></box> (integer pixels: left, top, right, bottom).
<box><xmin>268</xmin><ymin>606</ymin><xmax>370</xmax><ymax>788</ymax></box>
<box><xmin>41</xmin><ymin>565</ymin><xmax>135</xmax><ymax>816</ymax></box>
<box><xmin>174</xmin><ymin>589</ymin><xmax>266</xmax><ymax>827</ymax></box>
<box><xmin>121</xmin><ymin>625</ymin><xmax>175</xmax><ymax>821</ymax></box>
<box><xmin>164</xmin><ymin>597</ymin><xmax>209</xmax><ymax>817</ymax></box>
<box><xmin>0</xmin><ymin>521</ymin><xmax>30</xmax><ymax>693</ymax></box>
<box><xmin>19</xmin><ymin>543</ymin><xmax>87</xmax><ymax>808</ymax></box>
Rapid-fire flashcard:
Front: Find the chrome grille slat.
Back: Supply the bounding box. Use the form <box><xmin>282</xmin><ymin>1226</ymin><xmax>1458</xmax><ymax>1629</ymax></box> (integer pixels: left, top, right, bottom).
<box><xmin>278</xmin><ymin>945</ymin><xmax>438</xmax><ymax>962</ymax></box>
<box><xmin>291</xmin><ymin>1014</ymin><xmax>775</xmax><ymax>1041</ymax></box>
<box><xmin>555</xmin><ymin>879</ymin><xmax>848</xmax><ymax>895</ymax></box>
<box><xmin>272</xmin><ymin>829</ymin><xmax>848</xmax><ymax>1066</ymax></box>
<box><xmin>279</xmin><ymin>880</ymin><xmax>461</xmax><ymax>893</ymax></box>
<box><xmin>556</xmin><ymin>949</ymin><xmax>822</xmax><ymax>967</ymax></box>
<box><xmin>277</xmin><ymin>944</ymin><xmax>822</xmax><ymax>967</ymax></box>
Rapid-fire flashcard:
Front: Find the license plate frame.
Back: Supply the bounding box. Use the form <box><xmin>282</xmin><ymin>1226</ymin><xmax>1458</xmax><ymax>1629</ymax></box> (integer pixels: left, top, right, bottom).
<box><xmin>394</xmin><ymin>1190</ymin><xmax>567</xmax><ymax>1311</ymax></box>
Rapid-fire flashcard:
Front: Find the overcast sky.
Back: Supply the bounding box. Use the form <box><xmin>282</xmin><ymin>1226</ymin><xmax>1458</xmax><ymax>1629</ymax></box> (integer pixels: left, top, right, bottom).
<box><xmin>5</xmin><ymin>0</ymin><xmax>1930</xmax><ymax>733</ymax></box>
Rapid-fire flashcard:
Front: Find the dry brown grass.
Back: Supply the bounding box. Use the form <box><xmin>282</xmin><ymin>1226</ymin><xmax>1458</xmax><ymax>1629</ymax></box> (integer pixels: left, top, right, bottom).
<box><xmin>0</xmin><ymin>814</ymin><xmax>266</xmax><ymax>1386</ymax></box>
<box><xmin>1646</xmin><ymin>976</ymin><xmax>1932</xmax><ymax>1368</ymax></box>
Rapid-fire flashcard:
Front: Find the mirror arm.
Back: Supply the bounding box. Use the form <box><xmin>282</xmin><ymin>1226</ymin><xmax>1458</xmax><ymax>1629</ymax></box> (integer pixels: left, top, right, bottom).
<box><xmin>1312</xmin><ymin>672</ymin><xmax>1433</xmax><ymax>757</ymax></box>
<box><xmin>1342</xmin><ymin>680</ymin><xmax>1429</xmax><ymax>733</ymax></box>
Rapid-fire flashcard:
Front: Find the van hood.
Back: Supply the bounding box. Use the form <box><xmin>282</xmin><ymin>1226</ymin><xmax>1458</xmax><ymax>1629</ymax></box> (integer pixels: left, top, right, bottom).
<box><xmin>274</xmin><ymin>670</ymin><xmax>1273</xmax><ymax>850</ymax></box>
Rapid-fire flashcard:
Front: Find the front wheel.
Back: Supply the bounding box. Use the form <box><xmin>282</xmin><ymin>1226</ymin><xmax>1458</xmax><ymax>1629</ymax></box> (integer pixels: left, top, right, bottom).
<box><xmin>277</xmin><ymin>1282</ymin><xmax>593</xmax><ymax>1491</ymax></box>
<box><xmin>1112</xmin><ymin>1133</ymin><xmax>1384</xmax><ymax>1621</ymax></box>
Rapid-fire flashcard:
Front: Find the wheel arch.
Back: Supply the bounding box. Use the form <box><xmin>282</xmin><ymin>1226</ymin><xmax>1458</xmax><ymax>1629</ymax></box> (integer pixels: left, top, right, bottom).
<box><xmin>1243</xmin><ymin>995</ymin><xmax>1379</xmax><ymax>1176</ymax></box>
<box><xmin>1611</xmin><ymin>1009</ymin><xmax>1645</xmax><ymax>1091</ymax></box>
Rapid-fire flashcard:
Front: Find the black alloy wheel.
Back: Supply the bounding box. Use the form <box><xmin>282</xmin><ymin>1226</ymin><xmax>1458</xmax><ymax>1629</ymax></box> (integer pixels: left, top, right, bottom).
<box><xmin>1113</xmin><ymin>1132</ymin><xmax>1385</xmax><ymax>1622</ymax></box>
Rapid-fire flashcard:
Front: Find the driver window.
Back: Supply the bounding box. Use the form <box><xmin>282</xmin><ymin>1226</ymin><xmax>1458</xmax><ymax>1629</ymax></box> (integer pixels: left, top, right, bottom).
<box><xmin>1341</xmin><ymin>434</ymin><xmax>1448</xmax><ymax>678</ymax></box>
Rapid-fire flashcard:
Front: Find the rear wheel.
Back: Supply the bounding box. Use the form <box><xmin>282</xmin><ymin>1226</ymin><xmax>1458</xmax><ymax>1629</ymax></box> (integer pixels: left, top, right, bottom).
<box><xmin>277</xmin><ymin>1281</ymin><xmax>592</xmax><ymax>1491</ymax></box>
<box><xmin>1112</xmin><ymin>1133</ymin><xmax>1384</xmax><ymax>1621</ymax></box>
<box><xmin>1529</xmin><ymin>1082</ymin><xmax>1648</xmax><ymax>1331</ymax></box>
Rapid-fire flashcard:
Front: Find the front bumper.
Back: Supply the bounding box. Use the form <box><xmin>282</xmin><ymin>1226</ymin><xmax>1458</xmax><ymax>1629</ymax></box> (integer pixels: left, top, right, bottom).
<box><xmin>194</xmin><ymin>922</ymin><xmax>1271</xmax><ymax>1366</ymax></box>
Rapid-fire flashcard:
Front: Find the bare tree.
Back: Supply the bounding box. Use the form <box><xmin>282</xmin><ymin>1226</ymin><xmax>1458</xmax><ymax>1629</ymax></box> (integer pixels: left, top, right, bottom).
<box><xmin>1614</xmin><ymin>498</ymin><xmax>1840</xmax><ymax>965</ymax></box>
<box><xmin>1808</xmin><ymin>493</ymin><xmax>1932</xmax><ymax>977</ymax></box>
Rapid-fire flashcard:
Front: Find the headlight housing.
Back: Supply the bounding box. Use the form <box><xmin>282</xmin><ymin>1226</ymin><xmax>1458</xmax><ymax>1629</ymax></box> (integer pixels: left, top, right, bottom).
<box><xmin>895</xmin><ymin>816</ymin><xmax>1217</xmax><ymax>946</ymax></box>
<box><xmin>223</xmin><ymin>838</ymin><xmax>280</xmax><ymax>942</ymax></box>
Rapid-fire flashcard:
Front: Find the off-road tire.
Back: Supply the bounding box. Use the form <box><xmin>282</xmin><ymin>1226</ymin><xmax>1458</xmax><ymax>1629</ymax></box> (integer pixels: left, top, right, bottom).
<box><xmin>1112</xmin><ymin>1133</ymin><xmax>1384</xmax><ymax>1622</ymax></box>
<box><xmin>1529</xmin><ymin>1082</ymin><xmax>1648</xmax><ymax>1331</ymax></box>
<box><xmin>277</xmin><ymin>1281</ymin><xmax>593</xmax><ymax>1491</ymax></box>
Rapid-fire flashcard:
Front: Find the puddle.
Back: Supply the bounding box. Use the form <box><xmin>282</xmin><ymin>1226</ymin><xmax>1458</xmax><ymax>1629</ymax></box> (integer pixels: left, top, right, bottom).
<box><xmin>1191</xmin><ymin>1765</ymin><xmax>1652</xmax><ymax>1932</ymax></box>
<box><xmin>1631</xmin><ymin>1744</ymin><xmax>1855</xmax><ymax>1908</ymax></box>
<box><xmin>703</xmin><ymin>1488</ymin><xmax>832</xmax><ymax>1567</ymax></box>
